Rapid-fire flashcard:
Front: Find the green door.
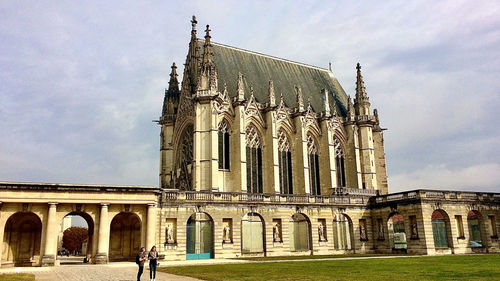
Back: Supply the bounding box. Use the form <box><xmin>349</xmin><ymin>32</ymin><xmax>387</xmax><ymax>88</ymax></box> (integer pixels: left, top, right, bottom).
<box><xmin>432</xmin><ymin>219</ymin><xmax>448</xmax><ymax>248</ymax></box>
<box><xmin>186</xmin><ymin>213</ymin><xmax>214</xmax><ymax>260</ymax></box>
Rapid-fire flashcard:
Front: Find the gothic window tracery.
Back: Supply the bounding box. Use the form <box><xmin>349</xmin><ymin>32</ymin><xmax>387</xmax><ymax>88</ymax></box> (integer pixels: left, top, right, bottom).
<box><xmin>307</xmin><ymin>133</ymin><xmax>321</xmax><ymax>195</ymax></box>
<box><xmin>218</xmin><ymin>120</ymin><xmax>230</xmax><ymax>170</ymax></box>
<box><xmin>246</xmin><ymin>125</ymin><xmax>263</xmax><ymax>193</ymax></box>
<box><xmin>277</xmin><ymin>130</ymin><xmax>293</xmax><ymax>194</ymax></box>
<box><xmin>334</xmin><ymin>137</ymin><xmax>346</xmax><ymax>188</ymax></box>
<box><xmin>177</xmin><ymin>125</ymin><xmax>193</xmax><ymax>190</ymax></box>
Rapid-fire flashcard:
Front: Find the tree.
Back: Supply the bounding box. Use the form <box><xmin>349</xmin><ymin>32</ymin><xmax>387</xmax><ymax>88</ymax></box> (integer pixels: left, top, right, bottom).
<box><xmin>62</xmin><ymin>226</ymin><xmax>88</xmax><ymax>253</ymax></box>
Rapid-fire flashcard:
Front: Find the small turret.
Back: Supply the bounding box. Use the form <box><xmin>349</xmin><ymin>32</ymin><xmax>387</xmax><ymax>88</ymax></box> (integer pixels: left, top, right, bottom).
<box><xmin>354</xmin><ymin>63</ymin><xmax>370</xmax><ymax>115</ymax></box>
<box><xmin>295</xmin><ymin>85</ymin><xmax>305</xmax><ymax>113</ymax></box>
<box><xmin>268</xmin><ymin>80</ymin><xmax>276</xmax><ymax>107</ymax></box>
<box><xmin>162</xmin><ymin>62</ymin><xmax>180</xmax><ymax>120</ymax></box>
<box><xmin>236</xmin><ymin>72</ymin><xmax>245</xmax><ymax>101</ymax></box>
<box><xmin>322</xmin><ymin>89</ymin><xmax>331</xmax><ymax>117</ymax></box>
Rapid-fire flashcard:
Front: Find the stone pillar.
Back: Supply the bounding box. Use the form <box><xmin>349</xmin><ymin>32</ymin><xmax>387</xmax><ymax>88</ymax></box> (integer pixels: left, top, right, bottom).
<box><xmin>42</xmin><ymin>203</ymin><xmax>57</xmax><ymax>266</ymax></box>
<box><xmin>95</xmin><ymin>203</ymin><xmax>110</xmax><ymax>264</ymax></box>
<box><xmin>146</xmin><ymin>204</ymin><xmax>157</xmax><ymax>250</ymax></box>
<box><xmin>353</xmin><ymin>127</ymin><xmax>363</xmax><ymax>189</ymax></box>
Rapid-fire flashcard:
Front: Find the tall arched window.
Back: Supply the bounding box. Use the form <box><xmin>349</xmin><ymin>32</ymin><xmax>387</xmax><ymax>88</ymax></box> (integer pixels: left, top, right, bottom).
<box><xmin>218</xmin><ymin>120</ymin><xmax>230</xmax><ymax>170</ymax></box>
<box><xmin>246</xmin><ymin>125</ymin><xmax>263</xmax><ymax>193</ymax></box>
<box><xmin>277</xmin><ymin>130</ymin><xmax>293</xmax><ymax>194</ymax></box>
<box><xmin>307</xmin><ymin>133</ymin><xmax>320</xmax><ymax>195</ymax></box>
<box><xmin>334</xmin><ymin>138</ymin><xmax>346</xmax><ymax>188</ymax></box>
<box><xmin>177</xmin><ymin>125</ymin><xmax>193</xmax><ymax>190</ymax></box>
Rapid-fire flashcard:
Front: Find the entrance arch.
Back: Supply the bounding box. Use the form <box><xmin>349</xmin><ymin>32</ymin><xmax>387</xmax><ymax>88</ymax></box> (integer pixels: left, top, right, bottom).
<box><xmin>467</xmin><ymin>210</ymin><xmax>483</xmax><ymax>248</ymax></box>
<box><xmin>388</xmin><ymin>213</ymin><xmax>407</xmax><ymax>250</ymax></box>
<box><xmin>332</xmin><ymin>214</ymin><xmax>354</xmax><ymax>250</ymax></box>
<box><xmin>109</xmin><ymin>212</ymin><xmax>141</xmax><ymax>261</ymax></box>
<box><xmin>57</xmin><ymin>212</ymin><xmax>95</xmax><ymax>264</ymax></box>
<box><xmin>186</xmin><ymin>212</ymin><xmax>214</xmax><ymax>260</ymax></box>
<box><xmin>241</xmin><ymin>212</ymin><xmax>265</xmax><ymax>254</ymax></box>
<box><xmin>2</xmin><ymin>212</ymin><xmax>42</xmax><ymax>266</ymax></box>
<box><xmin>431</xmin><ymin>210</ymin><xmax>451</xmax><ymax>249</ymax></box>
<box><xmin>289</xmin><ymin>213</ymin><xmax>311</xmax><ymax>252</ymax></box>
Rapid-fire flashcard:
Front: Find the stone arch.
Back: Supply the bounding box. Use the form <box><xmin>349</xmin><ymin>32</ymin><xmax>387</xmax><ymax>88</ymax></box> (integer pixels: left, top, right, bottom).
<box><xmin>289</xmin><ymin>213</ymin><xmax>312</xmax><ymax>252</ymax></box>
<box><xmin>186</xmin><ymin>212</ymin><xmax>214</xmax><ymax>260</ymax></box>
<box><xmin>431</xmin><ymin>209</ymin><xmax>452</xmax><ymax>249</ymax></box>
<box><xmin>332</xmin><ymin>213</ymin><xmax>354</xmax><ymax>251</ymax></box>
<box><xmin>241</xmin><ymin>212</ymin><xmax>266</xmax><ymax>254</ymax></box>
<box><xmin>108</xmin><ymin>212</ymin><xmax>142</xmax><ymax>261</ymax></box>
<box><xmin>467</xmin><ymin>210</ymin><xmax>485</xmax><ymax>248</ymax></box>
<box><xmin>2</xmin><ymin>212</ymin><xmax>42</xmax><ymax>266</ymax></box>
<box><xmin>387</xmin><ymin>212</ymin><xmax>407</xmax><ymax>251</ymax></box>
<box><xmin>57</xmin><ymin>211</ymin><xmax>95</xmax><ymax>263</ymax></box>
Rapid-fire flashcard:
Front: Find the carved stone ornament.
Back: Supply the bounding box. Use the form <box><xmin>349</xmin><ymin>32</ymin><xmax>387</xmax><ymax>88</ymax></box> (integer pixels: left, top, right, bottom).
<box><xmin>327</xmin><ymin>117</ymin><xmax>341</xmax><ymax>131</ymax></box>
<box><xmin>244</xmin><ymin>94</ymin><xmax>266</xmax><ymax>128</ymax></box>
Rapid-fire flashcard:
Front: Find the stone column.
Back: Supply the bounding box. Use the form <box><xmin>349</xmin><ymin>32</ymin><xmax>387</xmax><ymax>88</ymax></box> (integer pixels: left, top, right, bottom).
<box><xmin>95</xmin><ymin>203</ymin><xmax>110</xmax><ymax>264</ymax></box>
<box><xmin>146</xmin><ymin>204</ymin><xmax>157</xmax><ymax>250</ymax></box>
<box><xmin>42</xmin><ymin>202</ymin><xmax>57</xmax><ymax>266</ymax></box>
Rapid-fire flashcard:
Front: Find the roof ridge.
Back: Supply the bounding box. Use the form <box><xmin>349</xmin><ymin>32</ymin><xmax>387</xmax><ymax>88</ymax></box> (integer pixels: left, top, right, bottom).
<box><xmin>198</xmin><ymin>39</ymin><xmax>332</xmax><ymax>73</ymax></box>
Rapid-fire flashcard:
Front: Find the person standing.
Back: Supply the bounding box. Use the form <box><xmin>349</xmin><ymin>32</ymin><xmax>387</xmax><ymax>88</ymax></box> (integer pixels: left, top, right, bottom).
<box><xmin>148</xmin><ymin>245</ymin><xmax>159</xmax><ymax>281</ymax></box>
<box><xmin>136</xmin><ymin>247</ymin><xmax>147</xmax><ymax>281</ymax></box>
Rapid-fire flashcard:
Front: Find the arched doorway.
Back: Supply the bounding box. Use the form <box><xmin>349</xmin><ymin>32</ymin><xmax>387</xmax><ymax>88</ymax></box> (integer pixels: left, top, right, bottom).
<box><xmin>467</xmin><ymin>210</ymin><xmax>483</xmax><ymax>248</ymax></box>
<box><xmin>289</xmin><ymin>213</ymin><xmax>311</xmax><ymax>252</ymax></box>
<box><xmin>57</xmin><ymin>212</ymin><xmax>94</xmax><ymax>264</ymax></box>
<box><xmin>333</xmin><ymin>214</ymin><xmax>354</xmax><ymax>250</ymax></box>
<box><xmin>431</xmin><ymin>210</ymin><xmax>451</xmax><ymax>249</ymax></box>
<box><xmin>241</xmin><ymin>212</ymin><xmax>265</xmax><ymax>254</ymax></box>
<box><xmin>388</xmin><ymin>213</ymin><xmax>407</xmax><ymax>250</ymax></box>
<box><xmin>186</xmin><ymin>212</ymin><xmax>214</xmax><ymax>260</ymax></box>
<box><xmin>2</xmin><ymin>212</ymin><xmax>42</xmax><ymax>266</ymax></box>
<box><xmin>109</xmin><ymin>212</ymin><xmax>141</xmax><ymax>261</ymax></box>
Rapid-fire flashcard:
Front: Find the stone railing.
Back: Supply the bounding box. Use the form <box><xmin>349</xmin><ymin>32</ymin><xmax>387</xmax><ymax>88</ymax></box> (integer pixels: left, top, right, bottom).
<box><xmin>372</xmin><ymin>189</ymin><xmax>500</xmax><ymax>205</ymax></box>
<box><xmin>333</xmin><ymin>187</ymin><xmax>379</xmax><ymax>196</ymax></box>
<box><xmin>162</xmin><ymin>190</ymin><xmax>371</xmax><ymax>206</ymax></box>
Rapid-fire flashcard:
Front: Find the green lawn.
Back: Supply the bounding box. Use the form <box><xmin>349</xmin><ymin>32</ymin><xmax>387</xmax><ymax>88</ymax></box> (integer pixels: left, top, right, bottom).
<box><xmin>236</xmin><ymin>253</ymin><xmax>410</xmax><ymax>261</ymax></box>
<box><xmin>0</xmin><ymin>274</ymin><xmax>35</xmax><ymax>281</ymax></box>
<box><xmin>158</xmin><ymin>254</ymin><xmax>500</xmax><ymax>281</ymax></box>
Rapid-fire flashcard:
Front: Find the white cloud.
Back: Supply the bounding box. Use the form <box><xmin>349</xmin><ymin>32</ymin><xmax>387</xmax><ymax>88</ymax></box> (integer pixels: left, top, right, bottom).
<box><xmin>390</xmin><ymin>163</ymin><xmax>500</xmax><ymax>193</ymax></box>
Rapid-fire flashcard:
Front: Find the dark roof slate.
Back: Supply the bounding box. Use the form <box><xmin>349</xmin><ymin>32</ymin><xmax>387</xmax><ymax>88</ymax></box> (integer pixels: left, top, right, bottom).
<box><xmin>200</xmin><ymin>40</ymin><xmax>349</xmax><ymax>116</ymax></box>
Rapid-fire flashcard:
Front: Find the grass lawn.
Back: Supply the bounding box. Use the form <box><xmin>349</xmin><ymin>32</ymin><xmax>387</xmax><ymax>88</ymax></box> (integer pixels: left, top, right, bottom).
<box><xmin>158</xmin><ymin>254</ymin><xmax>500</xmax><ymax>281</ymax></box>
<box><xmin>0</xmin><ymin>274</ymin><xmax>35</xmax><ymax>281</ymax></box>
<box><xmin>236</xmin><ymin>253</ymin><xmax>410</xmax><ymax>261</ymax></box>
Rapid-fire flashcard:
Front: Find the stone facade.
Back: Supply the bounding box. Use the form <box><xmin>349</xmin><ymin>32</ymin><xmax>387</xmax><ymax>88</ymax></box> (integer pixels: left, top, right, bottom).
<box><xmin>0</xmin><ymin>17</ymin><xmax>499</xmax><ymax>267</ymax></box>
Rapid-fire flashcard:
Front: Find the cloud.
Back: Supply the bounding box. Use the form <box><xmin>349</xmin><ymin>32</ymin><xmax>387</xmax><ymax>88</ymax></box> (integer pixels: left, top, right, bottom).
<box><xmin>390</xmin><ymin>163</ymin><xmax>500</xmax><ymax>193</ymax></box>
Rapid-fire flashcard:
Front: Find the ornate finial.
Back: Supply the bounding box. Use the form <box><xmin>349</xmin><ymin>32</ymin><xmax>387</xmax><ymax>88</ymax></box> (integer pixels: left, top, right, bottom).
<box><xmin>329</xmin><ymin>62</ymin><xmax>332</xmax><ymax>71</ymax></box>
<box><xmin>347</xmin><ymin>95</ymin><xmax>355</xmax><ymax>121</ymax></box>
<box><xmin>295</xmin><ymin>85</ymin><xmax>304</xmax><ymax>112</ymax></box>
<box><xmin>221</xmin><ymin>82</ymin><xmax>229</xmax><ymax>101</ymax></box>
<box><xmin>205</xmin><ymin>25</ymin><xmax>211</xmax><ymax>41</ymax></box>
<box><xmin>250</xmin><ymin>86</ymin><xmax>254</xmax><ymax>96</ymax></box>
<box><xmin>323</xmin><ymin>89</ymin><xmax>331</xmax><ymax>117</ymax></box>
<box><xmin>237</xmin><ymin>72</ymin><xmax>245</xmax><ymax>101</ymax></box>
<box><xmin>191</xmin><ymin>15</ymin><xmax>197</xmax><ymax>31</ymax></box>
<box><xmin>268</xmin><ymin>80</ymin><xmax>276</xmax><ymax>107</ymax></box>
<box><xmin>356</xmin><ymin>62</ymin><xmax>361</xmax><ymax>71</ymax></box>
<box><xmin>170</xmin><ymin>62</ymin><xmax>178</xmax><ymax>78</ymax></box>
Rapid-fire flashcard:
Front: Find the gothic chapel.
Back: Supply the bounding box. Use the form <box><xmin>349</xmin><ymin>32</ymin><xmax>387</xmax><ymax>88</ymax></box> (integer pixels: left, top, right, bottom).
<box><xmin>0</xmin><ymin>17</ymin><xmax>499</xmax><ymax>267</ymax></box>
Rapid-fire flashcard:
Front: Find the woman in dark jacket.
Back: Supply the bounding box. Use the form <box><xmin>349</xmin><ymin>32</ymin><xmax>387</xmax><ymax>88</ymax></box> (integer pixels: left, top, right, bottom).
<box><xmin>148</xmin><ymin>245</ymin><xmax>159</xmax><ymax>281</ymax></box>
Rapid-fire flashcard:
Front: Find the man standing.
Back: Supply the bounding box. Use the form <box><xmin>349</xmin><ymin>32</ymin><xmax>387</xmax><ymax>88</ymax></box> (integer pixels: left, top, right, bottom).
<box><xmin>136</xmin><ymin>247</ymin><xmax>147</xmax><ymax>281</ymax></box>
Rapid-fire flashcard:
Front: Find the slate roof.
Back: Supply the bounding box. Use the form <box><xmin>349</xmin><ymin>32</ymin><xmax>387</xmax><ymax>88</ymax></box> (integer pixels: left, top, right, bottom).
<box><xmin>199</xmin><ymin>40</ymin><xmax>349</xmax><ymax>116</ymax></box>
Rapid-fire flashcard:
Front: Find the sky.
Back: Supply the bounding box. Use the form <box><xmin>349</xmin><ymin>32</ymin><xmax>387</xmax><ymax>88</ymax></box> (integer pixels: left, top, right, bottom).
<box><xmin>1</xmin><ymin>1</ymin><xmax>499</xmax><ymax>193</ymax></box>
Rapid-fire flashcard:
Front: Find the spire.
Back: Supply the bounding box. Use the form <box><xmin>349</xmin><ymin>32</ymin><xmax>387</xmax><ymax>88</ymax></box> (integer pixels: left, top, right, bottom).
<box><xmin>295</xmin><ymin>85</ymin><xmax>304</xmax><ymax>112</ymax></box>
<box><xmin>203</xmin><ymin>25</ymin><xmax>213</xmax><ymax>63</ymax></box>
<box><xmin>162</xmin><ymin>62</ymin><xmax>180</xmax><ymax>118</ymax></box>
<box><xmin>355</xmin><ymin>62</ymin><xmax>368</xmax><ymax>102</ymax></box>
<box><xmin>236</xmin><ymin>72</ymin><xmax>245</xmax><ymax>101</ymax></box>
<box><xmin>268</xmin><ymin>80</ymin><xmax>276</xmax><ymax>107</ymax></box>
<box><xmin>322</xmin><ymin>89</ymin><xmax>331</xmax><ymax>117</ymax></box>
